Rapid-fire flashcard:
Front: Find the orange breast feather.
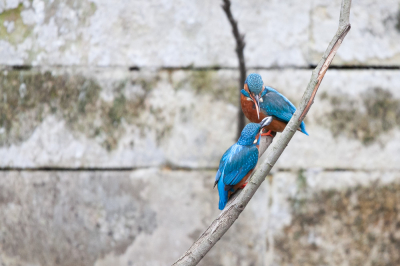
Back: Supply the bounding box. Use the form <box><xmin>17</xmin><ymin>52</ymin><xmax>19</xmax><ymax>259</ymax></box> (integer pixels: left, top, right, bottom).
<box><xmin>240</xmin><ymin>93</ymin><xmax>288</xmax><ymax>132</ymax></box>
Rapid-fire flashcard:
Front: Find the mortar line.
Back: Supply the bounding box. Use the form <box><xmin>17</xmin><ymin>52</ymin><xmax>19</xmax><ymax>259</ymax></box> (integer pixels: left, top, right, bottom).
<box><xmin>2</xmin><ymin>65</ymin><xmax>400</xmax><ymax>72</ymax></box>
<box><xmin>0</xmin><ymin>167</ymin><xmax>397</xmax><ymax>172</ymax></box>
<box><xmin>0</xmin><ymin>166</ymin><xmax>219</xmax><ymax>172</ymax></box>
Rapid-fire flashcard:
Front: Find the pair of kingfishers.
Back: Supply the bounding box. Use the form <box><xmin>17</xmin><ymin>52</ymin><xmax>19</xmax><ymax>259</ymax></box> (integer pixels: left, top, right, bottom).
<box><xmin>216</xmin><ymin>73</ymin><xmax>308</xmax><ymax>210</ymax></box>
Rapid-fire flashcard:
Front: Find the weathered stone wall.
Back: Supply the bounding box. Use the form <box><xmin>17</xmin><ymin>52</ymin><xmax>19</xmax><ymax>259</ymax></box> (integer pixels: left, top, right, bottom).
<box><xmin>1</xmin><ymin>0</ymin><xmax>400</xmax><ymax>265</ymax></box>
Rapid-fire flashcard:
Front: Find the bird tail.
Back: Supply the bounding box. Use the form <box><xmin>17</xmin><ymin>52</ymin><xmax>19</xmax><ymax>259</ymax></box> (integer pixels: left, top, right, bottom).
<box><xmin>299</xmin><ymin>121</ymin><xmax>309</xmax><ymax>136</ymax></box>
<box><xmin>217</xmin><ymin>178</ymin><xmax>229</xmax><ymax>210</ymax></box>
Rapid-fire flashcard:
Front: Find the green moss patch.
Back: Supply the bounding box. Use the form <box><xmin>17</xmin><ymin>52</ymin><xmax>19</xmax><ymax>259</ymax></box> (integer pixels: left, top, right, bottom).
<box><xmin>320</xmin><ymin>88</ymin><xmax>400</xmax><ymax>145</ymax></box>
<box><xmin>0</xmin><ymin>70</ymin><xmax>100</xmax><ymax>146</ymax></box>
<box><xmin>0</xmin><ymin>70</ymin><xmax>154</xmax><ymax>150</ymax></box>
<box><xmin>174</xmin><ymin>70</ymin><xmax>239</xmax><ymax>106</ymax></box>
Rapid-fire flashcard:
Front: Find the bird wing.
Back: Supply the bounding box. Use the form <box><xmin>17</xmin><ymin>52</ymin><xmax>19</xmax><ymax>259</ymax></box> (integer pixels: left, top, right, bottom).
<box><xmin>221</xmin><ymin>145</ymin><xmax>259</xmax><ymax>187</ymax></box>
<box><xmin>214</xmin><ymin>145</ymin><xmax>235</xmax><ymax>186</ymax></box>
<box><xmin>260</xmin><ymin>89</ymin><xmax>296</xmax><ymax>123</ymax></box>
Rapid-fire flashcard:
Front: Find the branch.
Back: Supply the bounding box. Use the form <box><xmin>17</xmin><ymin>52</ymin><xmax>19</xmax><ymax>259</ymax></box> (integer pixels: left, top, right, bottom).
<box><xmin>172</xmin><ymin>136</ymin><xmax>274</xmax><ymax>266</ymax></box>
<box><xmin>172</xmin><ymin>1</ymin><xmax>351</xmax><ymax>265</ymax></box>
<box><xmin>221</xmin><ymin>0</ymin><xmax>247</xmax><ymax>139</ymax></box>
<box><xmin>299</xmin><ymin>1</ymin><xmax>351</xmax><ymax>121</ymax></box>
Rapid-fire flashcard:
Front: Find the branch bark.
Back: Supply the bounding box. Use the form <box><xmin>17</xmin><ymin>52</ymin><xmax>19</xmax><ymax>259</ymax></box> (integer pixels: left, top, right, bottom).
<box><xmin>221</xmin><ymin>0</ymin><xmax>247</xmax><ymax>139</ymax></box>
<box><xmin>172</xmin><ymin>136</ymin><xmax>274</xmax><ymax>266</ymax></box>
<box><xmin>172</xmin><ymin>1</ymin><xmax>351</xmax><ymax>265</ymax></box>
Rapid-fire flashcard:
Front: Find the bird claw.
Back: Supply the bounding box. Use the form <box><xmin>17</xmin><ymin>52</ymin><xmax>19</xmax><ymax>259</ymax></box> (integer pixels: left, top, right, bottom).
<box><xmin>261</xmin><ymin>130</ymin><xmax>275</xmax><ymax>138</ymax></box>
<box><xmin>239</xmin><ymin>182</ymin><xmax>248</xmax><ymax>189</ymax></box>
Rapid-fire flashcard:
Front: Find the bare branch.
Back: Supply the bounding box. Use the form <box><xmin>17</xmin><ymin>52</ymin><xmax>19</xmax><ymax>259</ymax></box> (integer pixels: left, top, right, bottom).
<box><xmin>172</xmin><ymin>0</ymin><xmax>351</xmax><ymax>265</ymax></box>
<box><xmin>299</xmin><ymin>0</ymin><xmax>351</xmax><ymax>121</ymax></box>
<box><xmin>221</xmin><ymin>0</ymin><xmax>247</xmax><ymax>138</ymax></box>
<box><xmin>172</xmin><ymin>136</ymin><xmax>274</xmax><ymax>266</ymax></box>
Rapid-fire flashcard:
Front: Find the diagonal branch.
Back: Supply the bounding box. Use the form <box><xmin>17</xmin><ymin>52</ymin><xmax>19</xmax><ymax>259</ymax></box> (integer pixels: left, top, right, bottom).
<box><xmin>221</xmin><ymin>0</ymin><xmax>247</xmax><ymax>139</ymax></box>
<box><xmin>172</xmin><ymin>0</ymin><xmax>351</xmax><ymax>265</ymax></box>
<box><xmin>172</xmin><ymin>136</ymin><xmax>274</xmax><ymax>266</ymax></box>
<box><xmin>299</xmin><ymin>1</ymin><xmax>351</xmax><ymax>121</ymax></box>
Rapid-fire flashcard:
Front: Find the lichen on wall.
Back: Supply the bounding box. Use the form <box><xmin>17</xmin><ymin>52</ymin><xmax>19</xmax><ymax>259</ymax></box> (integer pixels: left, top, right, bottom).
<box><xmin>0</xmin><ymin>0</ymin><xmax>98</xmax><ymax>65</ymax></box>
<box><xmin>0</xmin><ymin>3</ymin><xmax>32</xmax><ymax>43</ymax></box>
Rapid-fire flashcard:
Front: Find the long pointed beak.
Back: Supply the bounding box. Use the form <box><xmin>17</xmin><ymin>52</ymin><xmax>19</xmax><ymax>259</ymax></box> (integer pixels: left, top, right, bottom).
<box><xmin>250</xmin><ymin>94</ymin><xmax>260</xmax><ymax>119</ymax></box>
<box><xmin>253</xmin><ymin>132</ymin><xmax>262</xmax><ymax>146</ymax></box>
<box><xmin>259</xmin><ymin>116</ymin><xmax>273</xmax><ymax>128</ymax></box>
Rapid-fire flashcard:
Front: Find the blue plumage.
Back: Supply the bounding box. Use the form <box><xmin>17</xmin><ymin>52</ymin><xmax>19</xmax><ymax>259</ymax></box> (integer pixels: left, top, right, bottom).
<box><xmin>215</xmin><ymin>121</ymin><xmax>269</xmax><ymax>210</ymax></box>
<box><xmin>217</xmin><ymin>174</ymin><xmax>229</xmax><ymax>210</ymax></box>
<box><xmin>243</xmin><ymin>73</ymin><xmax>309</xmax><ymax>136</ymax></box>
<box><xmin>245</xmin><ymin>74</ymin><xmax>264</xmax><ymax>95</ymax></box>
<box><xmin>260</xmin><ymin>86</ymin><xmax>308</xmax><ymax>135</ymax></box>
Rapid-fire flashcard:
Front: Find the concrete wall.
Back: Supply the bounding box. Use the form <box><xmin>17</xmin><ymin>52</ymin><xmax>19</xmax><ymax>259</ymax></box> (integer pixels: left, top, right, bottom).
<box><xmin>1</xmin><ymin>0</ymin><xmax>400</xmax><ymax>265</ymax></box>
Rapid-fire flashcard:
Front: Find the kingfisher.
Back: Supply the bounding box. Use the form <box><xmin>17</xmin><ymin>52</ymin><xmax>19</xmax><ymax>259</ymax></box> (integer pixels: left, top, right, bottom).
<box><xmin>214</xmin><ymin>116</ymin><xmax>273</xmax><ymax>210</ymax></box>
<box><xmin>240</xmin><ymin>73</ymin><xmax>308</xmax><ymax>136</ymax></box>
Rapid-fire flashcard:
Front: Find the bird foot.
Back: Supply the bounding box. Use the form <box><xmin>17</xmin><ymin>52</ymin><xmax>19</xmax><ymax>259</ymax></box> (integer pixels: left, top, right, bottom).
<box><xmin>239</xmin><ymin>182</ymin><xmax>248</xmax><ymax>189</ymax></box>
<box><xmin>261</xmin><ymin>130</ymin><xmax>275</xmax><ymax>138</ymax></box>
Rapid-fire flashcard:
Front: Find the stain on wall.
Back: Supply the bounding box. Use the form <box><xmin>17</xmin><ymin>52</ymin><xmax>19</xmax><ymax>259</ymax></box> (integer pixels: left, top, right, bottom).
<box><xmin>0</xmin><ymin>172</ymin><xmax>157</xmax><ymax>266</ymax></box>
<box><xmin>274</xmin><ymin>182</ymin><xmax>400</xmax><ymax>265</ymax></box>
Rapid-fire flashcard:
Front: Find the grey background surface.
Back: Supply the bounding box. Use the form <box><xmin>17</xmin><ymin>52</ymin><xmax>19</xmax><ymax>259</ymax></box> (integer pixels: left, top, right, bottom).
<box><xmin>1</xmin><ymin>0</ymin><xmax>400</xmax><ymax>265</ymax></box>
